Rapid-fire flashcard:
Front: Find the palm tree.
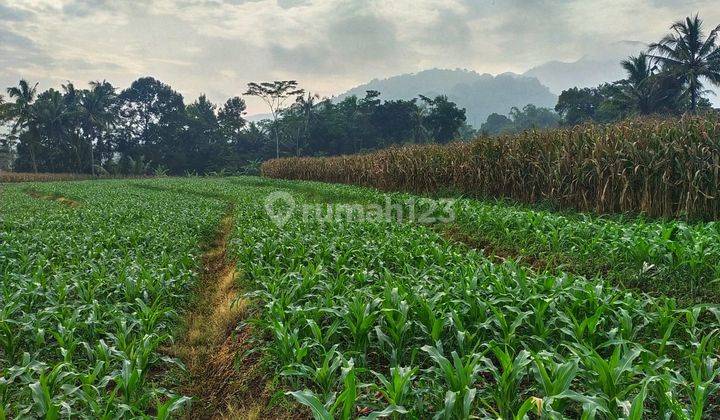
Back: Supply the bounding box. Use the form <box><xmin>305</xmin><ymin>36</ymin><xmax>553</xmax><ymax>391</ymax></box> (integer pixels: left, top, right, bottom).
<box><xmin>7</xmin><ymin>80</ymin><xmax>39</xmax><ymax>172</ymax></box>
<box><xmin>648</xmin><ymin>14</ymin><xmax>720</xmax><ymax>112</ymax></box>
<box><xmin>80</xmin><ymin>81</ymin><xmax>117</xmax><ymax>175</ymax></box>
<box><xmin>0</xmin><ymin>95</ymin><xmax>6</xmax><ymax>120</ymax></box>
<box><xmin>616</xmin><ymin>53</ymin><xmax>681</xmax><ymax>115</ymax></box>
<box><xmin>60</xmin><ymin>82</ymin><xmax>86</xmax><ymax>172</ymax></box>
<box><xmin>32</xmin><ymin>90</ymin><xmax>72</xmax><ymax>171</ymax></box>
<box><xmin>292</xmin><ymin>92</ymin><xmax>319</xmax><ymax>156</ymax></box>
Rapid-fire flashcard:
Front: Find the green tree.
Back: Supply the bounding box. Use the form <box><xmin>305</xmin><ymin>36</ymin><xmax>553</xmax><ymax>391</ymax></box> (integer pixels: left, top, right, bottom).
<box><xmin>245</xmin><ymin>81</ymin><xmax>304</xmax><ymax>158</ymax></box>
<box><xmin>420</xmin><ymin>95</ymin><xmax>466</xmax><ymax>143</ymax></box>
<box><xmin>370</xmin><ymin>98</ymin><xmax>419</xmax><ymax>146</ymax></box>
<box><xmin>185</xmin><ymin>94</ymin><xmax>233</xmax><ymax>173</ymax></box>
<box><xmin>116</xmin><ymin>77</ymin><xmax>187</xmax><ymax>173</ymax></box>
<box><xmin>480</xmin><ymin>113</ymin><xmax>514</xmax><ymax>135</ymax></box>
<box><xmin>292</xmin><ymin>92</ymin><xmax>320</xmax><ymax>156</ymax></box>
<box><xmin>30</xmin><ymin>89</ymin><xmax>75</xmax><ymax>172</ymax></box>
<box><xmin>649</xmin><ymin>14</ymin><xmax>720</xmax><ymax>112</ymax></box>
<box><xmin>218</xmin><ymin>96</ymin><xmax>247</xmax><ymax>142</ymax></box>
<box><xmin>79</xmin><ymin>81</ymin><xmax>117</xmax><ymax>175</ymax></box>
<box><xmin>509</xmin><ymin>104</ymin><xmax>560</xmax><ymax>132</ymax></box>
<box><xmin>615</xmin><ymin>53</ymin><xmax>682</xmax><ymax>115</ymax></box>
<box><xmin>6</xmin><ymin>80</ymin><xmax>39</xmax><ymax>172</ymax></box>
<box><xmin>555</xmin><ymin>87</ymin><xmax>605</xmax><ymax>125</ymax></box>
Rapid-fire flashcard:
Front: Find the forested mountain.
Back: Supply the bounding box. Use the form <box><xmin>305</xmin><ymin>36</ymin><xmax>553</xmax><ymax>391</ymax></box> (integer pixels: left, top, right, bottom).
<box><xmin>336</xmin><ymin>69</ymin><xmax>557</xmax><ymax>126</ymax></box>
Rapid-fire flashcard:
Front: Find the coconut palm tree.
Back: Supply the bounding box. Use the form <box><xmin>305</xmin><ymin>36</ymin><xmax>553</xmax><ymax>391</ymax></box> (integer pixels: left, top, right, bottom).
<box><xmin>616</xmin><ymin>53</ymin><xmax>682</xmax><ymax>115</ymax></box>
<box><xmin>80</xmin><ymin>81</ymin><xmax>117</xmax><ymax>175</ymax></box>
<box><xmin>648</xmin><ymin>14</ymin><xmax>720</xmax><ymax>112</ymax></box>
<box><xmin>7</xmin><ymin>80</ymin><xmax>39</xmax><ymax>172</ymax></box>
<box><xmin>292</xmin><ymin>92</ymin><xmax>319</xmax><ymax>156</ymax></box>
<box><xmin>0</xmin><ymin>95</ymin><xmax>7</xmax><ymax>120</ymax></box>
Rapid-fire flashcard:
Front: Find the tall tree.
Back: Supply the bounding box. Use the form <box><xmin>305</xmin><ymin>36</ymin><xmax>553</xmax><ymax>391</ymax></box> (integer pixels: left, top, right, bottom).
<box><xmin>116</xmin><ymin>77</ymin><xmax>187</xmax><ymax>173</ymax></box>
<box><xmin>31</xmin><ymin>89</ymin><xmax>74</xmax><ymax>172</ymax></box>
<box><xmin>0</xmin><ymin>95</ymin><xmax>8</xmax><ymax>122</ymax></box>
<box><xmin>555</xmin><ymin>87</ymin><xmax>605</xmax><ymax>125</ymax></box>
<box><xmin>649</xmin><ymin>14</ymin><xmax>720</xmax><ymax>112</ymax></box>
<box><xmin>0</xmin><ymin>95</ymin><xmax>15</xmax><ymax>171</ymax></box>
<box><xmin>291</xmin><ymin>92</ymin><xmax>319</xmax><ymax>156</ymax></box>
<box><xmin>480</xmin><ymin>113</ymin><xmax>514</xmax><ymax>135</ymax></box>
<box><xmin>6</xmin><ymin>80</ymin><xmax>39</xmax><ymax>172</ymax></box>
<box><xmin>185</xmin><ymin>94</ymin><xmax>228</xmax><ymax>173</ymax></box>
<box><xmin>509</xmin><ymin>104</ymin><xmax>560</xmax><ymax>132</ymax></box>
<box><xmin>615</xmin><ymin>53</ymin><xmax>682</xmax><ymax>115</ymax></box>
<box><xmin>79</xmin><ymin>81</ymin><xmax>117</xmax><ymax>175</ymax></box>
<box><xmin>371</xmin><ymin>99</ymin><xmax>419</xmax><ymax>146</ymax></box>
<box><xmin>245</xmin><ymin>81</ymin><xmax>304</xmax><ymax>158</ymax></box>
<box><xmin>218</xmin><ymin>96</ymin><xmax>247</xmax><ymax>142</ymax></box>
<box><xmin>60</xmin><ymin>82</ymin><xmax>87</xmax><ymax>172</ymax></box>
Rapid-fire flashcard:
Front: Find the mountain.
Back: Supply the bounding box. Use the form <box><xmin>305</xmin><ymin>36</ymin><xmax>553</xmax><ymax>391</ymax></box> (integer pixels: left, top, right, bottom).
<box><xmin>335</xmin><ymin>68</ymin><xmax>557</xmax><ymax>127</ymax></box>
<box><xmin>523</xmin><ymin>41</ymin><xmax>646</xmax><ymax>93</ymax></box>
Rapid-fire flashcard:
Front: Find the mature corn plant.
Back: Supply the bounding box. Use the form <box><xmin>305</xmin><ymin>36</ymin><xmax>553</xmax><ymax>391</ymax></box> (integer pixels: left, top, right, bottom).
<box><xmin>263</xmin><ymin>115</ymin><xmax>720</xmax><ymax>219</ymax></box>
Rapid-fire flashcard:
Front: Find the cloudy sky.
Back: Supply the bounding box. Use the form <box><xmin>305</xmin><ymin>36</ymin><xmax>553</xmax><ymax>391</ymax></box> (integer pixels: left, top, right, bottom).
<box><xmin>1</xmin><ymin>0</ymin><xmax>719</xmax><ymax>114</ymax></box>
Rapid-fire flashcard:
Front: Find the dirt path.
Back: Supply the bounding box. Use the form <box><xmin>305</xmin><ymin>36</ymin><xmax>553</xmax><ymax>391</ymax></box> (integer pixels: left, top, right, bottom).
<box><xmin>167</xmin><ymin>204</ymin><xmax>297</xmax><ymax>419</ymax></box>
<box><xmin>25</xmin><ymin>189</ymin><xmax>80</xmax><ymax>207</ymax></box>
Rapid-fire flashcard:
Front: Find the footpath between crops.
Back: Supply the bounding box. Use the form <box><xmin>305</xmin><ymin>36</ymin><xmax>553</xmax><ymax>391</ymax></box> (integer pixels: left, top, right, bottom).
<box><xmin>25</xmin><ymin>188</ymin><xmax>81</xmax><ymax>207</ymax></box>
<box><xmin>159</xmin><ymin>193</ymin><xmax>299</xmax><ymax>419</ymax></box>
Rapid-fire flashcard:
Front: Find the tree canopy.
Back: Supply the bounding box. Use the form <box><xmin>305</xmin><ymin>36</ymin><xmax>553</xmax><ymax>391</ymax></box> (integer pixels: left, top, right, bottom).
<box><xmin>1</xmin><ymin>78</ymin><xmax>468</xmax><ymax>175</ymax></box>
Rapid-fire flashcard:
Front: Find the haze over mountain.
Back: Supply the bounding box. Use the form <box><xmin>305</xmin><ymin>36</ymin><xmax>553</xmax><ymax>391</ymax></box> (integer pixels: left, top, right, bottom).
<box><xmin>335</xmin><ymin>68</ymin><xmax>557</xmax><ymax>127</ymax></box>
<box><xmin>523</xmin><ymin>41</ymin><xmax>646</xmax><ymax>94</ymax></box>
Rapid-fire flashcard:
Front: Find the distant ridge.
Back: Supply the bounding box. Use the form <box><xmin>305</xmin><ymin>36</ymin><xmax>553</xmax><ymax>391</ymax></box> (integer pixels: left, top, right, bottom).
<box><xmin>335</xmin><ymin>68</ymin><xmax>557</xmax><ymax>127</ymax></box>
<box><xmin>523</xmin><ymin>41</ymin><xmax>646</xmax><ymax>93</ymax></box>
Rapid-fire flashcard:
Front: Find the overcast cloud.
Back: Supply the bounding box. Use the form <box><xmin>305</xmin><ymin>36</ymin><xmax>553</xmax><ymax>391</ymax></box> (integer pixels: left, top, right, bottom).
<box><xmin>1</xmin><ymin>0</ymin><xmax>719</xmax><ymax>113</ymax></box>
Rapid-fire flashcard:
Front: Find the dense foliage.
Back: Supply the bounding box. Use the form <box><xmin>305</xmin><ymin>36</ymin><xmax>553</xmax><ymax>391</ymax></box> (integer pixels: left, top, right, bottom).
<box><xmin>217</xmin><ymin>178</ymin><xmax>719</xmax><ymax>419</ymax></box>
<box><xmin>1</xmin><ymin>79</ymin><xmax>467</xmax><ymax>176</ymax></box>
<box><xmin>263</xmin><ymin>115</ymin><xmax>720</xmax><ymax>220</ymax></box>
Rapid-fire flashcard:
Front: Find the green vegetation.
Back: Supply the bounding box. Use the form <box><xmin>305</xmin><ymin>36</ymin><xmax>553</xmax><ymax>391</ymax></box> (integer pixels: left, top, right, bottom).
<box><xmin>3</xmin><ymin>177</ymin><xmax>718</xmax><ymax>418</ymax></box>
<box><xmin>0</xmin><ymin>78</ymin><xmax>468</xmax><ymax>176</ymax></box>
<box><xmin>222</xmin><ymin>178</ymin><xmax>720</xmax><ymax>418</ymax></box>
<box><xmin>450</xmin><ymin>199</ymin><xmax>720</xmax><ymax>304</ymax></box>
<box><xmin>0</xmin><ymin>180</ymin><xmax>226</xmax><ymax>417</ymax></box>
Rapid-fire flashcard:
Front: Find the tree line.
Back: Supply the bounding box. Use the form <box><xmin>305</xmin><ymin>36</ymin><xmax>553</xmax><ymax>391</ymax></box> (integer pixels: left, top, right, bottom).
<box><xmin>1</xmin><ymin>14</ymin><xmax>718</xmax><ymax>175</ymax></box>
<box><xmin>0</xmin><ymin>77</ymin><xmax>467</xmax><ymax>175</ymax></box>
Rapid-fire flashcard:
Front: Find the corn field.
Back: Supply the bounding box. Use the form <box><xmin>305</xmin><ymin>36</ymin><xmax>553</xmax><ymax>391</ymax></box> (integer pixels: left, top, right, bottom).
<box><xmin>2</xmin><ymin>177</ymin><xmax>719</xmax><ymax>418</ymax></box>
<box><xmin>262</xmin><ymin>115</ymin><xmax>720</xmax><ymax>219</ymax></box>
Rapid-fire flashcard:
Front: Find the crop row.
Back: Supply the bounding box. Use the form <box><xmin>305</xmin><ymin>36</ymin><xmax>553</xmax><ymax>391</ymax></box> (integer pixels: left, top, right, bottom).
<box><xmin>183</xmin><ymin>178</ymin><xmax>720</xmax><ymax>419</ymax></box>
<box><xmin>3</xmin><ymin>177</ymin><xmax>720</xmax><ymax>418</ymax></box>
<box><xmin>0</xmin><ymin>180</ymin><xmax>226</xmax><ymax>417</ymax></box>
<box><xmin>249</xmin><ymin>177</ymin><xmax>720</xmax><ymax>304</ymax></box>
<box><xmin>262</xmin><ymin>115</ymin><xmax>720</xmax><ymax>220</ymax></box>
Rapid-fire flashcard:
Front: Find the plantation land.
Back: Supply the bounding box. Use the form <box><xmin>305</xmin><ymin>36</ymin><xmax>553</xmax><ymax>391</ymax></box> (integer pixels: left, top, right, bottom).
<box><xmin>1</xmin><ymin>177</ymin><xmax>719</xmax><ymax>418</ymax></box>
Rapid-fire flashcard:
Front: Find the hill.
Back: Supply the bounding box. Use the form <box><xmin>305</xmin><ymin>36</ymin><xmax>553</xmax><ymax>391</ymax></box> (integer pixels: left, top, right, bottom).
<box><xmin>335</xmin><ymin>68</ymin><xmax>557</xmax><ymax>127</ymax></box>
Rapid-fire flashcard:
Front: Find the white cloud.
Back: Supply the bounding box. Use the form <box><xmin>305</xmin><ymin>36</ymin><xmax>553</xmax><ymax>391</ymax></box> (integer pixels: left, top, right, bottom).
<box><xmin>1</xmin><ymin>0</ymin><xmax>718</xmax><ymax>112</ymax></box>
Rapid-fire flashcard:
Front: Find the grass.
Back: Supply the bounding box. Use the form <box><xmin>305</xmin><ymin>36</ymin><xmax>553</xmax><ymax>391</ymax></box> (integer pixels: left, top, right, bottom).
<box><xmin>1</xmin><ymin>176</ymin><xmax>718</xmax><ymax>418</ymax></box>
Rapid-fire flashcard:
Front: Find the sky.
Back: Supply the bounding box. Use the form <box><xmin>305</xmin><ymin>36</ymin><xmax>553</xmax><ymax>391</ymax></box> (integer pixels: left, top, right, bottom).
<box><xmin>1</xmin><ymin>0</ymin><xmax>719</xmax><ymax>114</ymax></box>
